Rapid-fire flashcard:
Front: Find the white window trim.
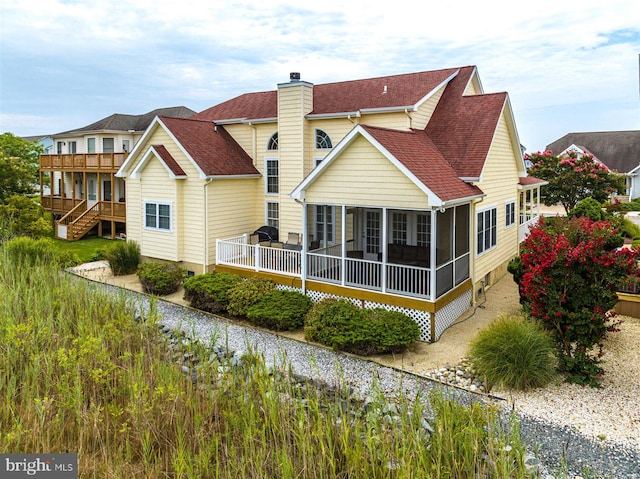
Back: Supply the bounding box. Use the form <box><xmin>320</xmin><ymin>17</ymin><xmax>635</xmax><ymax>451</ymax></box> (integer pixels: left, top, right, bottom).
<box><xmin>87</xmin><ymin>137</ymin><xmax>96</xmax><ymax>153</ymax></box>
<box><xmin>505</xmin><ymin>199</ymin><xmax>516</xmax><ymax>228</ymax></box>
<box><xmin>266</xmin><ymin>132</ymin><xmax>278</xmax><ymax>151</ymax></box>
<box><xmin>313</xmin><ymin>205</ymin><xmax>336</xmax><ymax>246</ymax></box>
<box><xmin>264</xmin><ymin>156</ymin><xmax>279</xmax><ymax>195</ymax></box>
<box><xmin>265</xmin><ymin>200</ymin><xmax>279</xmax><ymax>229</ymax></box>
<box><xmin>144</xmin><ymin>200</ymin><xmax>172</xmax><ymax>232</ymax></box>
<box><xmin>314</xmin><ymin>128</ymin><xmax>333</xmax><ymax>150</ymax></box>
<box><xmin>476</xmin><ymin>205</ymin><xmax>497</xmax><ymax>256</ymax></box>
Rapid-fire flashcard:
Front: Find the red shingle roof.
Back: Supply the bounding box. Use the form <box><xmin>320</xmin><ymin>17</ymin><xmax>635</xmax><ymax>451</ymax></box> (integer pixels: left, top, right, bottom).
<box><xmin>194</xmin><ymin>67</ymin><xmax>461</xmax><ymax>122</ymax></box>
<box><xmin>159</xmin><ymin>116</ymin><xmax>259</xmax><ymax>176</ymax></box>
<box><xmin>151</xmin><ymin>145</ymin><xmax>186</xmax><ymax>177</ymax></box>
<box><xmin>519</xmin><ymin>176</ymin><xmax>546</xmax><ymax>186</ymax></box>
<box><xmin>362</xmin><ymin>125</ymin><xmax>483</xmax><ymax>202</ymax></box>
<box><xmin>425</xmin><ymin>67</ymin><xmax>507</xmax><ymax>179</ymax></box>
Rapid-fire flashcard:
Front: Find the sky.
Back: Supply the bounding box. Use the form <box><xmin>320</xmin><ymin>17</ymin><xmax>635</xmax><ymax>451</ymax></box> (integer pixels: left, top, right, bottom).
<box><xmin>0</xmin><ymin>0</ymin><xmax>639</xmax><ymax>152</ymax></box>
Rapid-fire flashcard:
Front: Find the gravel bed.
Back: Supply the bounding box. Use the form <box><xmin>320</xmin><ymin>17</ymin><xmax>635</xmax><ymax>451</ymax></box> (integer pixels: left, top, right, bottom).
<box><xmin>84</xmin><ymin>277</ymin><xmax>640</xmax><ymax>478</ymax></box>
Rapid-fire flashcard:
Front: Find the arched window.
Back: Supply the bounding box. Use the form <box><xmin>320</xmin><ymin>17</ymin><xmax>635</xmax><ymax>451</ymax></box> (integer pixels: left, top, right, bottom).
<box><xmin>315</xmin><ymin>129</ymin><xmax>332</xmax><ymax>149</ymax></box>
<box><xmin>267</xmin><ymin>132</ymin><xmax>278</xmax><ymax>151</ymax></box>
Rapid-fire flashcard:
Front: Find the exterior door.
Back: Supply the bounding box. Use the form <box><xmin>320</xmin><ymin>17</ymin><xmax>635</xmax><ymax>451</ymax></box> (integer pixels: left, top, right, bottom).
<box><xmin>88</xmin><ymin>179</ymin><xmax>97</xmax><ymax>207</ymax></box>
<box><xmin>363</xmin><ymin>209</ymin><xmax>381</xmax><ymax>261</ymax></box>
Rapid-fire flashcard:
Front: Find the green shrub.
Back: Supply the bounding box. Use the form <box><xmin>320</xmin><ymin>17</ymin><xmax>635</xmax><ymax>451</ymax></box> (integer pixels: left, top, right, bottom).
<box><xmin>568</xmin><ymin>197</ymin><xmax>606</xmax><ymax>221</ymax></box>
<box><xmin>304</xmin><ymin>299</ymin><xmax>362</xmax><ymax>346</ymax></box>
<box><xmin>3</xmin><ymin>236</ymin><xmax>78</xmax><ymax>267</ymax></box>
<box><xmin>304</xmin><ymin>299</ymin><xmax>421</xmax><ymax>355</ymax></box>
<box><xmin>365</xmin><ymin>308</ymin><xmax>422</xmax><ymax>354</ymax></box>
<box><xmin>617</xmin><ymin>217</ymin><xmax>640</xmax><ymax>239</ymax></box>
<box><xmin>468</xmin><ymin>315</ymin><xmax>557</xmax><ymax>391</ymax></box>
<box><xmin>183</xmin><ymin>272</ymin><xmax>242</xmax><ymax>313</ymax></box>
<box><xmin>105</xmin><ymin>240</ymin><xmax>140</xmax><ymax>275</ymax></box>
<box><xmin>246</xmin><ymin>290</ymin><xmax>312</xmax><ymax>331</ymax></box>
<box><xmin>136</xmin><ymin>262</ymin><xmax>185</xmax><ymax>296</ymax></box>
<box><xmin>227</xmin><ymin>277</ymin><xmax>276</xmax><ymax>317</ymax></box>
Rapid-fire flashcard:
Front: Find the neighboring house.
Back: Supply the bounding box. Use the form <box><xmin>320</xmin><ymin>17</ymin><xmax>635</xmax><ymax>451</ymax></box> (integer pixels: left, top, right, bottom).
<box><xmin>116</xmin><ymin>66</ymin><xmax>545</xmax><ymax>341</ymax></box>
<box><xmin>546</xmin><ymin>131</ymin><xmax>640</xmax><ymax>200</ymax></box>
<box><xmin>22</xmin><ymin>134</ymin><xmax>54</xmax><ymax>154</ymax></box>
<box><xmin>39</xmin><ymin>106</ymin><xmax>195</xmax><ymax>240</ymax></box>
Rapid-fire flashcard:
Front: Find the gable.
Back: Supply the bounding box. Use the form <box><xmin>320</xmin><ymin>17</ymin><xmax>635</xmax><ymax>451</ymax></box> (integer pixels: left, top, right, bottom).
<box><xmin>116</xmin><ymin>116</ymin><xmax>260</xmax><ymax>179</ymax></box>
<box><xmin>303</xmin><ymin>135</ymin><xmax>430</xmax><ymax>209</ymax></box>
<box><xmin>131</xmin><ymin>145</ymin><xmax>187</xmax><ymax>179</ymax></box>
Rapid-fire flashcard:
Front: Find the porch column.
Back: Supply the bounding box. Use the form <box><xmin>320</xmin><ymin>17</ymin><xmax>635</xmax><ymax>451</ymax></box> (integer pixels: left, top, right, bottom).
<box><xmin>340</xmin><ymin>204</ymin><xmax>347</xmax><ymax>286</ymax></box>
<box><xmin>301</xmin><ymin>202</ymin><xmax>308</xmax><ymax>292</ymax></box>
<box><xmin>430</xmin><ymin>209</ymin><xmax>437</xmax><ymax>300</ymax></box>
<box><xmin>381</xmin><ymin>207</ymin><xmax>387</xmax><ymax>293</ymax></box>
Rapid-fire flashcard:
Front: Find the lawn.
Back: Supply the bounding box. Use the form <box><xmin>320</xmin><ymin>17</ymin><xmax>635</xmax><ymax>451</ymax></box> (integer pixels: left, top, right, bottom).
<box><xmin>49</xmin><ymin>235</ymin><xmax>115</xmax><ymax>264</ymax></box>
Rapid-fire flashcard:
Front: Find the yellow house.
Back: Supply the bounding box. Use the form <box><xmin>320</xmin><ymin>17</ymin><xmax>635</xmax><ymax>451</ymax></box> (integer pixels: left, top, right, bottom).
<box><xmin>116</xmin><ymin>66</ymin><xmax>545</xmax><ymax>341</ymax></box>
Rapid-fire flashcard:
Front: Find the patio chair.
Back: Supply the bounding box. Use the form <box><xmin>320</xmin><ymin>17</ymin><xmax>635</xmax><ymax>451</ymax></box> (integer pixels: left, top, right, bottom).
<box><xmin>249</xmin><ymin>233</ymin><xmax>260</xmax><ymax>245</ymax></box>
<box><xmin>286</xmin><ymin>232</ymin><xmax>301</xmax><ymax>245</ymax></box>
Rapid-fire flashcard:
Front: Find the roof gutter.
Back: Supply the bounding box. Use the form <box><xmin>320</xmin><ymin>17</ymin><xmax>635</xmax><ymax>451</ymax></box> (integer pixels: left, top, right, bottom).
<box><xmin>204</xmin><ymin>174</ymin><xmax>262</xmax><ymax>180</ymax></box>
<box><xmin>306</xmin><ymin>111</ymin><xmax>361</xmax><ymax>120</ymax></box>
<box><xmin>438</xmin><ymin>192</ymin><xmax>486</xmax><ymax>209</ymax></box>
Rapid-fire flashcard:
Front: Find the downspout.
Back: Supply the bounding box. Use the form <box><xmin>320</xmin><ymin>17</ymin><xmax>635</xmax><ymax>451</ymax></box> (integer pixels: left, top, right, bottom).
<box><xmin>404</xmin><ymin>108</ymin><xmax>412</xmax><ymax>129</ymax></box>
<box><xmin>248</xmin><ymin>122</ymin><xmax>257</xmax><ymax>167</ymax></box>
<box><xmin>294</xmin><ymin>197</ymin><xmax>306</xmax><ymax>292</ymax></box>
<box><xmin>203</xmin><ymin>178</ymin><xmax>214</xmax><ymax>273</ymax></box>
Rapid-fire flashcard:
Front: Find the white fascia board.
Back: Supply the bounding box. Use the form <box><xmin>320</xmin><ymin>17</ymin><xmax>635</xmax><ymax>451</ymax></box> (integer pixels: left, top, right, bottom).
<box><xmin>359</xmin><ymin>105</ymin><xmax>417</xmax><ymax>114</ymax></box>
<box><xmin>155</xmin><ymin>117</ymin><xmax>208</xmax><ymax>179</ymax></box>
<box><xmin>356</xmin><ymin>127</ymin><xmax>444</xmax><ymax>206</ymax></box>
<box><xmin>464</xmin><ymin>66</ymin><xmax>484</xmax><ymax>95</ymax></box>
<box><xmin>116</xmin><ymin>116</ymin><xmax>163</xmax><ymax>176</ymax></box>
<box><xmin>628</xmin><ymin>163</ymin><xmax>640</xmax><ymax>175</ymax></box>
<box><xmin>414</xmin><ymin>69</ymin><xmax>460</xmax><ymax>109</ymax></box>
<box><xmin>211</xmin><ymin>118</ymin><xmax>247</xmax><ymax>125</ymax></box>
<box><xmin>131</xmin><ymin>146</ymin><xmax>187</xmax><ymax>180</ymax></box>
<box><xmin>290</xmin><ymin>124</ymin><xmax>445</xmax><ymax>207</ymax></box>
<box><xmin>441</xmin><ymin>193</ymin><xmax>486</xmax><ymax>208</ymax></box>
<box><xmin>242</xmin><ymin>117</ymin><xmax>277</xmax><ymax>124</ymax></box>
<box><xmin>306</xmin><ymin>111</ymin><xmax>361</xmax><ymax>120</ymax></box>
<box><xmin>477</xmin><ymin>95</ymin><xmax>524</xmax><ymax>181</ymax></box>
<box><xmin>205</xmin><ymin>174</ymin><xmax>262</xmax><ymax>179</ymax></box>
<box><xmin>290</xmin><ymin>126</ymin><xmax>365</xmax><ymax>200</ymax></box>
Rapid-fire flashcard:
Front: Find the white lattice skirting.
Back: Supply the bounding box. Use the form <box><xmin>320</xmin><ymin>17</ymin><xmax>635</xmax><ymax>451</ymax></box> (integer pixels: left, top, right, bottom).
<box><xmin>433</xmin><ymin>289</ymin><xmax>472</xmax><ymax>341</ymax></box>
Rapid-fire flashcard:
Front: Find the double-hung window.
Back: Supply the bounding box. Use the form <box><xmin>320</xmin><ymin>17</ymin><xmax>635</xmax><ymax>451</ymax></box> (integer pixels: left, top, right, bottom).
<box><xmin>145</xmin><ymin>201</ymin><xmax>171</xmax><ymax>231</ymax></box>
<box><xmin>477</xmin><ymin>207</ymin><xmax>497</xmax><ymax>255</ymax></box>
<box><xmin>505</xmin><ymin>200</ymin><xmax>516</xmax><ymax>228</ymax></box>
<box><xmin>266</xmin><ymin>158</ymin><xmax>278</xmax><ymax>194</ymax></box>
<box><xmin>266</xmin><ymin>202</ymin><xmax>279</xmax><ymax>229</ymax></box>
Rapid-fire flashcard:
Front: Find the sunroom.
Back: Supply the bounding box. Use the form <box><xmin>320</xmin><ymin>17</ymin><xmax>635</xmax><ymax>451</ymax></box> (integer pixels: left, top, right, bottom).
<box><xmin>301</xmin><ymin>203</ymin><xmax>472</xmax><ymax>301</ymax></box>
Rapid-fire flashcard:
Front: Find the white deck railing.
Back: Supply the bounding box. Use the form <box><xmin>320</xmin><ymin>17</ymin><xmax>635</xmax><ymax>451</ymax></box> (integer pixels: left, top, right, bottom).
<box><xmin>217</xmin><ymin>237</ymin><xmax>301</xmax><ymax>276</ymax></box>
<box><xmin>217</xmin><ymin>237</ymin><xmax>434</xmax><ymax>300</ymax></box>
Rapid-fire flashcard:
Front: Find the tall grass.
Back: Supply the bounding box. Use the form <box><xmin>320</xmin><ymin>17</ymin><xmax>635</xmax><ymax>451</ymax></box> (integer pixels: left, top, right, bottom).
<box><xmin>0</xmin><ymin>251</ymin><xmax>534</xmax><ymax>478</ymax></box>
<box><xmin>469</xmin><ymin>314</ymin><xmax>558</xmax><ymax>391</ymax></box>
<box><xmin>105</xmin><ymin>240</ymin><xmax>140</xmax><ymax>275</ymax></box>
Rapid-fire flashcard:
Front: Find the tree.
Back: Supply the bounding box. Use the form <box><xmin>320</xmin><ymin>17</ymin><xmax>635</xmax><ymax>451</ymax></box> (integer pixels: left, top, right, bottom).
<box><xmin>0</xmin><ymin>132</ymin><xmax>43</xmax><ymax>203</ymax></box>
<box><xmin>0</xmin><ymin>195</ymin><xmax>52</xmax><ymax>239</ymax></box>
<box><xmin>526</xmin><ymin>150</ymin><xmax>626</xmax><ymax>213</ymax></box>
<box><xmin>514</xmin><ymin>216</ymin><xmax>638</xmax><ymax>386</ymax></box>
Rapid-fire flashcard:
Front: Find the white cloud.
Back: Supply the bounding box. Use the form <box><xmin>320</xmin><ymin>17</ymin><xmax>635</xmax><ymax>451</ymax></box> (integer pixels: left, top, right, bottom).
<box><xmin>1</xmin><ymin>0</ymin><xmax>639</xmax><ymax>149</ymax></box>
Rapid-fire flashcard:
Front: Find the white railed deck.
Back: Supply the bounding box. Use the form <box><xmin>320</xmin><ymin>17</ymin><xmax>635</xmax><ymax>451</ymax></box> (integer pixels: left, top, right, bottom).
<box><xmin>217</xmin><ymin>237</ymin><xmax>433</xmax><ymax>300</ymax></box>
<box><xmin>217</xmin><ymin>237</ymin><xmax>301</xmax><ymax>276</ymax></box>
<box><xmin>307</xmin><ymin>253</ymin><xmax>431</xmax><ymax>300</ymax></box>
